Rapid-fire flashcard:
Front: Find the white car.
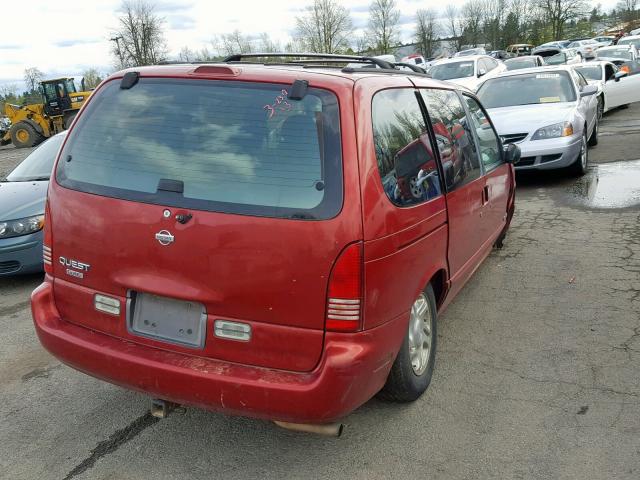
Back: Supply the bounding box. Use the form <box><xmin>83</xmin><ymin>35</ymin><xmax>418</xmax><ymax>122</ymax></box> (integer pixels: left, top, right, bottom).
<box><xmin>574</xmin><ymin>61</ymin><xmax>640</xmax><ymax>117</ymax></box>
<box><xmin>595</xmin><ymin>45</ymin><xmax>639</xmax><ymax>63</ymax></box>
<box><xmin>428</xmin><ymin>55</ymin><xmax>507</xmax><ymax>90</ymax></box>
<box><xmin>453</xmin><ymin>47</ymin><xmax>487</xmax><ymax>57</ymax></box>
<box><xmin>618</xmin><ymin>35</ymin><xmax>640</xmax><ymax>50</ymax></box>
<box><xmin>567</xmin><ymin>39</ymin><xmax>602</xmax><ymax>60</ymax></box>
<box><xmin>592</xmin><ymin>36</ymin><xmax>615</xmax><ymax>47</ymax></box>
<box><xmin>476</xmin><ymin>66</ymin><xmax>599</xmax><ymax>175</ymax></box>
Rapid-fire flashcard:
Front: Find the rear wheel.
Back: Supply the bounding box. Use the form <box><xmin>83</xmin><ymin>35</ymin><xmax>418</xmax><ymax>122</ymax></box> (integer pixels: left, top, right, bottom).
<box><xmin>570</xmin><ymin>132</ymin><xmax>589</xmax><ymax>176</ymax></box>
<box><xmin>379</xmin><ymin>284</ymin><xmax>437</xmax><ymax>402</ymax></box>
<box><xmin>9</xmin><ymin>122</ymin><xmax>44</xmax><ymax>148</ymax></box>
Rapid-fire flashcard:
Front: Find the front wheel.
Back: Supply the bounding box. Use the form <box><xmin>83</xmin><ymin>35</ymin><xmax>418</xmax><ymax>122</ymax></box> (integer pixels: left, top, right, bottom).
<box><xmin>596</xmin><ymin>96</ymin><xmax>604</xmax><ymax>121</ymax></box>
<box><xmin>9</xmin><ymin>122</ymin><xmax>44</xmax><ymax>148</ymax></box>
<box><xmin>588</xmin><ymin>115</ymin><xmax>599</xmax><ymax>147</ymax></box>
<box><xmin>570</xmin><ymin>132</ymin><xmax>589</xmax><ymax>176</ymax></box>
<box><xmin>379</xmin><ymin>284</ymin><xmax>437</xmax><ymax>402</ymax></box>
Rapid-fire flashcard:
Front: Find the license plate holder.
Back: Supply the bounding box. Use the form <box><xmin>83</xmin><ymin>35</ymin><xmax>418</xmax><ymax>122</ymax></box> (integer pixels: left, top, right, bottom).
<box><xmin>129</xmin><ymin>292</ymin><xmax>206</xmax><ymax>349</ymax></box>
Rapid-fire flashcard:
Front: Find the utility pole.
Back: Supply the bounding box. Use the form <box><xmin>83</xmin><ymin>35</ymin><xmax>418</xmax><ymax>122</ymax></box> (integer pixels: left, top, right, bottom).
<box><xmin>110</xmin><ymin>35</ymin><xmax>125</xmax><ymax>68</ymax></box>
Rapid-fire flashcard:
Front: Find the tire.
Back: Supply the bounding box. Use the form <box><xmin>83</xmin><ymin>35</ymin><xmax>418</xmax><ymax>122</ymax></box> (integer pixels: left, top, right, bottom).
<box><xmin>570</xmin><ymin>132</ymin><xmax>588</xmax><ymax>176</ymax></box>
<box><xmin>9</xmin><ymin>122</ymin><xmax>44</xmax><ymax>148</ymax></box>
<box><xmin>588</xmin><ymin>115</ymin><xmax>598</xmax><ymax>147</ymax></box>
<box><xmin>620</xmin><ymin>104</ymin><xmax>629</xmax><ymax>109</ymax></box>
<box><xmin>63</xmin><ymin>110</ymin><xmax>78</xmax><ymax>129</ymax></box>
<box><xmin>596</xmin><ymin>96</ymin><xmax>604</xmax><ymax>121</ymax></box>
<box><xmin>379</xmin><ymin>284</ymin><xmax>437</xmax><ymax>402</ymax></box>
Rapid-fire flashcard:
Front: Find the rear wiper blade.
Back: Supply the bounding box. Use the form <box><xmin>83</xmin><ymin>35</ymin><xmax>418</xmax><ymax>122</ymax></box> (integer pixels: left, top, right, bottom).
<box><xmin>288</xmin><ymin>212</ymin><xmax>316</xmax><ymax>220</ymax></box>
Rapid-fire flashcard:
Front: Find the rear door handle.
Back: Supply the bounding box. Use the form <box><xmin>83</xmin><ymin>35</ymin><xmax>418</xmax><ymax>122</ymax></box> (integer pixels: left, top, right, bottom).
<box><xmin>482</xmin><ymin>185</ymin><xmax>490</xmax><ymax>205</ymax></box>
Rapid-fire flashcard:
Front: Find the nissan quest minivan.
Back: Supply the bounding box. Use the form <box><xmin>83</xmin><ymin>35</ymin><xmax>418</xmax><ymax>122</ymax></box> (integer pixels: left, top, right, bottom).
<box><xmin>31</xmin><ymin>55</ymin><xmax>518</xmax><ymax>429</ymax></box>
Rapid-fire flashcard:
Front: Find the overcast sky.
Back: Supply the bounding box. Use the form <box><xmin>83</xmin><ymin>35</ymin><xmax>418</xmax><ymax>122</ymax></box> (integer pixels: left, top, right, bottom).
<box><xmin>0</xmin><ymin>0</ymin><xmax>615</xmax><ymax>91</ymax></box>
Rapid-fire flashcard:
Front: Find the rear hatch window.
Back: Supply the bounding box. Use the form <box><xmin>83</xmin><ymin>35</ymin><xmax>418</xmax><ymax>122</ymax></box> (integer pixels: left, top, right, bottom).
<box><xmin>56</xmin><ymin>78</ymin><xmax>342</xmax><ymax>219</ymax></box>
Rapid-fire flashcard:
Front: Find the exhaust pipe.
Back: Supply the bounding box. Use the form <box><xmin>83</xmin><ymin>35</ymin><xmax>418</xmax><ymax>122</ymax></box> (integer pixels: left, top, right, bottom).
<box><xmin>274</xmin><ymin>420</ymin><xmax>344</xmax><ymax>437</ymax></box>
<box><xmin>150</xmin><ymin>399</ymin><xmax>179</xmax><ymax>418</ymax></box>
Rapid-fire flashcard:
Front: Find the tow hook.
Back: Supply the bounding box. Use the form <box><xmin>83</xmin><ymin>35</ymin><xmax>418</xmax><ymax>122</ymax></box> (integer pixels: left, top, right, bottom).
<box><xmin>150</xmin><ymin>399</ymin><xmax>180</xmax><ymax>418</ymax></box>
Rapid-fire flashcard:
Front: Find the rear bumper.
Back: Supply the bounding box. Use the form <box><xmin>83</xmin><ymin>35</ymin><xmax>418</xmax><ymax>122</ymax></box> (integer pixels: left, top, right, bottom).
<box><xmin>31</xmin><ymin>279</ymin><xmax>405</xmax><ymax>423</ymax></box>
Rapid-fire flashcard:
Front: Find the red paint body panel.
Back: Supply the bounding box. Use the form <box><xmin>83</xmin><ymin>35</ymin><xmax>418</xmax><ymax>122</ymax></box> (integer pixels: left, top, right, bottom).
<box><xmin>33</xmin><ymin>279</ymin><xmax>405</xmax><ymax>423</ymax></box>
<box><xmin>31</xmin><ymin>64</ymin><xmax>517</xmax><ymax>423</ymax></box>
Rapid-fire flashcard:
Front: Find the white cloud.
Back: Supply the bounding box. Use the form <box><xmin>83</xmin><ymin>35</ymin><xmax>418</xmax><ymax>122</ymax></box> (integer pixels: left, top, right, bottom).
<box><xmin>0</xmin><ymin>0</ymin><xmax>617</xmax><ymax>91</ymax></box>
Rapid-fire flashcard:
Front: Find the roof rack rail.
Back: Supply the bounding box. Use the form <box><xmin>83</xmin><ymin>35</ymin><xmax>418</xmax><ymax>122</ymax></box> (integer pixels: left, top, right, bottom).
<box><xmin>223</xmin><ymin>52</ymin><xmax>396</xmax><ymax>70</ymax></box>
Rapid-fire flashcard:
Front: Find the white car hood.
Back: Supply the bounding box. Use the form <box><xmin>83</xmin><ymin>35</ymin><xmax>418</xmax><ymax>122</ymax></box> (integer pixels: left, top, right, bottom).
<box><xmin>486</xmin><ymin>103</ymin><xmax>576</xmax><ymax>135</ymax></box>
<box><xmin>444</xmin><ymin>76</ymin><xmax>479</xmax><ymax>91</ymax></box>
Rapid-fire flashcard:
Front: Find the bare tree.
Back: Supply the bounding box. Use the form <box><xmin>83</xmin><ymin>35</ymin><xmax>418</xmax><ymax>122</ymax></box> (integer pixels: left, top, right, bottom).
<box><xmin>414</xmin><ymin>9</ymin><xmax>439</xmax><ymax>58</ymax></box>
<box><xmin>81</xmin><ymin>68</ymin><xmax>103</xmax><ymax>89</ymax></box>
<box><xmin>24</xmin><ymin>68</ymin><xmax>44</xmax><ymax>93</ymax></box>
<box><xmin>459</xmin><ymin>0</ymin><xmax>484</xmax><ymax>47</ymax></box>
<box><xmin>354</xmin><ymin>33</ymin><xmax>372</xmax><ymax>54</ymax></box>
<box><xmin>111</xmin><ymin>0</ymin><xmax>168</xmax><ymax>67</ymax></box>
<box><xmin>616</xmin><ymin>0</ymin><xmax>639</xmax><ymax>21</ymax></box>
<box><xmin>216</xmin><ymin>30</ymin><xmax>253</xmax><ymax>56</ymax></box>
<box><xmin>445</xmin><ymin>5</ymin><xmax>464</xmax><ymax>51</ymax></box>
<box><xmin>295</xmin><ymin>0</ymin><xmax>353</xmax><ymax>53</ymax></box>
<box><xmin>258</xmin><ymin>33</ymin><xmax>281</xmax><ymax>53</ymax></box>
<box><xmin>481</xmin><ymin>0</ymin><xmax>507</xmax><ymax>50</ymax></box>
<box><xmin>537</xmin><ymin>0</ymin><xmax>588</xmax><ymax>39</ymax></box>
<box><xmin>368</xmin><ymin>0</ymin><xmax>401</xmax><ymax>55</ymax></box>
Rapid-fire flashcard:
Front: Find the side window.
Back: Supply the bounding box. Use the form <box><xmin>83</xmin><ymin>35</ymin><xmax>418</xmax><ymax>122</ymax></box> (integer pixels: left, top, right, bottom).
<box><xmin>575</xmin><ymin>71</ymin><xmax>588</xmax><ymax>89</ymax></box>
<box><xmin>419</xmin><ymin>89</ymin><xmax>482</xmax><ymax>191</ymax></box>
<box><xmin>487</xmin><ymin>58</ymin><xmax>499</xmax><ymax>70</ymax></box>
<box><xmin>463</xmin><ymin>95</ymin><xmax>503</xmax><ymax>172</ymax></box>
<box><xmin>372</xmin><ymin>89</ymin><xmax>442</xmax><ymax>207</ymax></box>
<box><xmin>478</xmin><ymin>59</ymin><xmax>489</xmax><ymax>73</ymax></box>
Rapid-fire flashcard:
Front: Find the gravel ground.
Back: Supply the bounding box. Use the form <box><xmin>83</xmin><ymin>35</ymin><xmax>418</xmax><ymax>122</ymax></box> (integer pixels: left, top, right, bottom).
<box><xmin>0</xmin><ymin>104</ymin><xmax>639</xmax><ymax>480</ymax></box>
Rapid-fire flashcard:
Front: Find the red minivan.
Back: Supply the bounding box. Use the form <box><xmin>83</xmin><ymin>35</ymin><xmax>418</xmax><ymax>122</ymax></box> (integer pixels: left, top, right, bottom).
<box><xmin>31</xmin><ymin>56</ymin><xmax>518</xmax><ymax>429</ymax></box>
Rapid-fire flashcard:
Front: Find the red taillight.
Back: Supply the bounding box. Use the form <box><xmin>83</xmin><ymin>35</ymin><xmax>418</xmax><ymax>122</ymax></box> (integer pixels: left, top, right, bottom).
<box><xmin>326</xmin><ymin>242</ymin><xmax>363</xmax><ymax>332</ymax></box>
<box><xmin>43</xmin><ymin>201</ymin><xmax>53</xmax><ymax>274</ymax></box>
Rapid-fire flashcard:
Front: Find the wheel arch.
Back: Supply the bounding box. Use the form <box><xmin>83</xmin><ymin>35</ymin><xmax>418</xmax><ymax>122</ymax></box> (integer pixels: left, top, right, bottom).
<box><xmin>427</xmin><ymin>268</ymin><xmax>449</xmax><ymax>310</ymax></box>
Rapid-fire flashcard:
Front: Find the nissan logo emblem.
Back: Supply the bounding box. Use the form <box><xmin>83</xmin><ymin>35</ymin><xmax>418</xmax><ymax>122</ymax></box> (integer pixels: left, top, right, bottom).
<box><xmin>155</xmin><ymin>230</ymin><xmax>175</xmax><ymax>246</ymax></box>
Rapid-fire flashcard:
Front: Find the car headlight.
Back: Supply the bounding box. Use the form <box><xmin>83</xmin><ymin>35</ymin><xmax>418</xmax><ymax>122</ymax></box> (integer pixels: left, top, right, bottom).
<box><xmin>531</xmin><ymin>122</ymin><xmax>574</xmax><ymax>140</ymax></box>
<box><xmin>0</xmin><ymin>214</ymin><xmax>45</xmax><ymax>239</ymax></box>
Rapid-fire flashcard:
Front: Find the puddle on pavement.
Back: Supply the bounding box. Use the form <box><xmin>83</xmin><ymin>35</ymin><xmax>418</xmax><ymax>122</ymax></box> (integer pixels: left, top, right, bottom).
<box><xmin>562</xmin><ymin>160</ymin><xmax>640</xmax><ymax>209</ymax></box>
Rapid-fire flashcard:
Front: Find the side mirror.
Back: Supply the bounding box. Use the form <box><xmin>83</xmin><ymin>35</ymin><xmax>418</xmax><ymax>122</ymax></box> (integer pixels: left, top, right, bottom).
<box><xmin>503</xmin><ymin>143</ymin><xmax>521</xmax><ymax>165</ymax></box>
<box><xmin>478</xmin><ymin>68</ymin><xmax>487</xmax><ymax>77</ymax></box>
<box><xmin>614</xmin><ymin>70</ymin><xmax>628</xmax><ymax>81</ymax></box>
<box><xmin>580</xmin><ymin>84</ymin><xmax>598</xmax><ymax>97</ymax></box>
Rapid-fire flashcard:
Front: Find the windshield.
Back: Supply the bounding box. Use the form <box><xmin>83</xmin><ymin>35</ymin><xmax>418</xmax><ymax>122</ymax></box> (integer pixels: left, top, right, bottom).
<box><xmin>597</xmin><ymin>48</ymin><xmax>632</xmax><ymax>60</ymax></box>
<box><xmin>477</xmin><ymin>71</ymin><xmax>577</xmax><ymax>108</ymax></box>
<box><xmin>430</xmin><ymin>61</ymin><xmax>475</xmax><ymax>80</ymax></box>
<box><xmin>505</xmin><ymin>58</ymin><xmax>537</xmax><ymax>70</ymax></box>
<box><xmin>618</xmin><ymin>38</ymin><xmax>640</xmax><ymax>49</ymax></box>
<box><xmin>575</xmin><ymin>66</ymin><xmax>603</xmax><ymax>80</ymax></box>
<box><xmin>6</xmin><ymin>133</ymin><xmax>65</xmax><ymax>181</ymax></box>
<box><xmin>56</xmin><ymin>78</ymin><xmax>343</xmax><ymax>220</ymax></box>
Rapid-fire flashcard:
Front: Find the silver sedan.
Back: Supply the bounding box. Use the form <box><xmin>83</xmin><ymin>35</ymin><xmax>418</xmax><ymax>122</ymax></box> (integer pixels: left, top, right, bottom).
<box><xmin>476</xmin><ymin>66</ymin><xmax>598</xmax><ymax>175</ymax></box>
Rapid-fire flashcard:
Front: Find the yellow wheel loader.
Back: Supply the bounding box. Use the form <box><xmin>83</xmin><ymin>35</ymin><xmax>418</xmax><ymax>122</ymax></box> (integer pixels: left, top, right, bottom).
<box><xmin>1</xmin><ymin>78</ymin><xmax>92</xmax><ymax>148</ymax></box>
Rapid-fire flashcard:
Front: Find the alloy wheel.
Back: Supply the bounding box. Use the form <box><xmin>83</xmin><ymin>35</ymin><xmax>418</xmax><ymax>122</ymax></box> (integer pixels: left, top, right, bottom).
<box><xmin>408</xmin><ymin>293</ymin><xmax>433</xmax><ymax>375</ymax></box>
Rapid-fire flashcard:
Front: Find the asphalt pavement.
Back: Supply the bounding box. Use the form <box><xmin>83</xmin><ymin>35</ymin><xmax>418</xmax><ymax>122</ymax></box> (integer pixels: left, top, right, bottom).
<box><xmin>1</xmin><ymin>104</ymin><xmax>639</xmax><ymax>479</ymax></box>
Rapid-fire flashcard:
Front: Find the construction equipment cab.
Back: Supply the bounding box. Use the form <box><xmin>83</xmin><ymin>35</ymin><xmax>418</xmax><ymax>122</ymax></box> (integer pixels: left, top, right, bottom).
<box><xmin>1</xmin><ymin>78</ymin><xmax>91</xmax><ymax>148</ymax></box>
